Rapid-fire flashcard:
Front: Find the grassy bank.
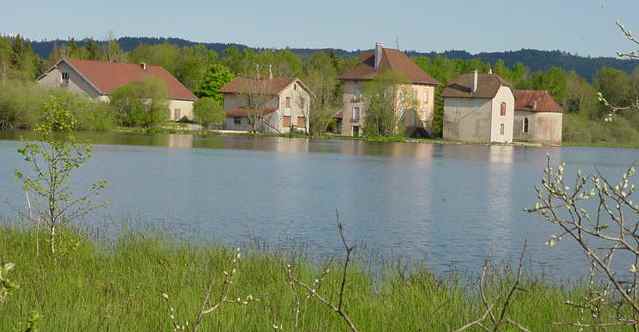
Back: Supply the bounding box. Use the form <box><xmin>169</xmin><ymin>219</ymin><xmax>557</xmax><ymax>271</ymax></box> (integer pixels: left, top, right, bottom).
<box><xmin>0</xmin><ymin>226</ymin><xmax>619</xmax><ymax>331</ymax></box>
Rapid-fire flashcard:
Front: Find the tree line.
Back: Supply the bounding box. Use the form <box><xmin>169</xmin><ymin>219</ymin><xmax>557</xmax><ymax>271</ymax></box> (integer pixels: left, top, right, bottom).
<box><xmin>2</xmin><ymin>34</ymin><xmax>639</xmax><ymax>144</ymax></box>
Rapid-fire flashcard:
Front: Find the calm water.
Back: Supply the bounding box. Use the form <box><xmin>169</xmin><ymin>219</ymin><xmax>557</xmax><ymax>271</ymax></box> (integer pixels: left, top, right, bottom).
<box><xmin>1</xmin><ymin>132</ymin><xmax>638</xmax><ymax>279</ymax></box>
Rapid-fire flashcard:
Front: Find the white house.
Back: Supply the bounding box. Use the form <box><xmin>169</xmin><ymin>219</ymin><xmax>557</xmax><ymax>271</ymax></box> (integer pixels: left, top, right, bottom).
<box><xmin>442</xmin><ymin>71</ymin><xmax>515</xmax><ymax>144</ymax></box>
<box><xmin>38</xmin><ymin>58</ymin><xmax>197</xmax><ymax>121</ymax></box>
<box><xmin>220</xmin><ymin>77</ymin><xmax>313</xmax><ymax>133</ymax></box>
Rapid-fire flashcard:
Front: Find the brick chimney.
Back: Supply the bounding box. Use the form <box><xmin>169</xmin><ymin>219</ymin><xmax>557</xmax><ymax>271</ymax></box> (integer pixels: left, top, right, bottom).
<box><xmin>375</xmin><ymin>42</ymin><xmax>384</xmax><ymax>71</ymax></box>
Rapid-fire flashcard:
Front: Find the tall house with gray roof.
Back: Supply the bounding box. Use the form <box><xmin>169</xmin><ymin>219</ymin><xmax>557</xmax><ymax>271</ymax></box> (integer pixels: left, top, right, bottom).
<box><xmin>442</xmin><ymin>71</ymin><xmax>515</xmax><ymax>143</ymax></box>
<box><xmin>338</xmin><ymin>42</ymin><xmax>439</xmax><ymax>137</ymax></box>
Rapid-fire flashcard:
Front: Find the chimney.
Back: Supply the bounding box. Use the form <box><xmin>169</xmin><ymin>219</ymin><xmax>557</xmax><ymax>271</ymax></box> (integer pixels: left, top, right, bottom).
<box><xmin>140</xmin><ymin>62</ymin><xmax>147</xmax><ymax>71</ymax></box>
<box><xmin>375</xmin><ymin>42</ymin><xmax>384</xmax><ymax>71</ymax></box>
<box><xmin>472</xmin><ymin>70</ymin><xmax>478</xmax><ymax>93</ymax></box>
<box><xmin>268</xmin><ymin>64</ymin><xmax>273</xmax><ymax>80</ymax></box>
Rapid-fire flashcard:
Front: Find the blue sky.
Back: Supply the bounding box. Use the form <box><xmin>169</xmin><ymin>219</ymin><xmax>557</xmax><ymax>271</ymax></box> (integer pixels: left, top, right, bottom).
<box><xmin>1</xmin><ymin>0</ymin><xmax>638</xmax><ymax>57</ymax></box>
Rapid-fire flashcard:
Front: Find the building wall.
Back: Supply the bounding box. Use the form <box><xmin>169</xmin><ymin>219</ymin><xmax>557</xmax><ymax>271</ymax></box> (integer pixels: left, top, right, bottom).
<box><xmin>169</xmin><ymin>100</ymin><xmax>194</xmax><ymax>121</ymax></box>
<box><xmin>489</xmin><ymin>86</ymin><xmax>515</xmax><ymax>143</ymax></box>
<box><xmin>398</xmin><ymin>84</ymin><xmax>436</xmax><ymax>130</ymax></box>
<box><xmin>277</xmin><ymin>80</ymin><xmax>311</xmax><ymax>133</ymax></box>
<box><xmin>37</xmin><ymin>62</ymin><xmax>101</xmax><ymax>98</ymax></box>
<box><xmin>443</xmin><ymin>97</ymin><xmax>493</xmax><ymax>143</ymax></box>
<box><xmin>514</xmin><ymin>111</ymin><xmax>563</xmax><ymax>145</ymax></box>
<box><xmin>341</xmin><ymin>81</ymin><xmax>366</xmax><ymax>136</ymax></box>
<box><xmin>340</xmin><ymin>80</ymin><xmax>436</xmax><ymax>136</ymax></box>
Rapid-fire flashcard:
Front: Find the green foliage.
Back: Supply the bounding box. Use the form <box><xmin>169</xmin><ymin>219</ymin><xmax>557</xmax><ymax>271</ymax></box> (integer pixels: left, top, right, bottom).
<box><xmin>0</xmin><ymin>261</ymin><xmax>18</xmax><ymax>305</ymax></box>
<box><xmin>362</xmin><ymin>72</ymin><xmax>416</xmax><ymax>137</ymax></box>
<box><xmin>0</xmin><ymin>226</ymin><xmax>617</xmax><ymax>331</ymax></box>
<box><xmin>110</xmin><ymin>78</ymin><xmax>169</xmax><ymax>128</ymax></box>
<box><xmin>0</xmin><ymin>80</ymin><xmax>114</xmax><ymax>131</ymax></box>
<box><xmin>301</xmin><ymin>52</ymin><xmax>341</xmax><ymax>136</ymax></box>
<box><xmin>15</xmin><ymin>96</ymin><xmax>107</xmax><ymax>256</ymax></box>
<box><xmin>193</xmin><ymin>97</ymin><xmax>224</xmax><ymax>128</ymax></box>
<box><xmin>195</xmin><ymin>63</ymin><xmax>234</xmax><ymax>102</ymax></box>
<box><xmin>129</xmin><ymin>43</ymin><xmax>218</xmax><ymax>91</ymax></box>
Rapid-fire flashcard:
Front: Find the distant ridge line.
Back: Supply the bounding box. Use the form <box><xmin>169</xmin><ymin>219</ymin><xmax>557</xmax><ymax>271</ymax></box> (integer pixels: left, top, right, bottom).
<box><xmin>28</xmin><ymin>36</ymin><xmax>639</xmax><ymax>81</ymax></box>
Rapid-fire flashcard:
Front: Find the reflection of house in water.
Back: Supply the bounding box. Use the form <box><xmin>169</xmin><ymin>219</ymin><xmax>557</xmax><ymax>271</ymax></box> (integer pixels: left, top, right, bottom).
<box><xmin>167</xmin><ymin>134</ymin><xmax>194</xmax><ymax>149</ymax></box>
<box><xmin>488</xmin><ymin>145</ymin><xmax>515</xmax><ymax>164</ymax></box>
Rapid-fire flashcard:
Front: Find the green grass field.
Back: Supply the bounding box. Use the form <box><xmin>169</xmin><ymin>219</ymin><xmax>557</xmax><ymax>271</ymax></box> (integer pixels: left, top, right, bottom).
<box><xmin>0</xmin><ymin>225</ymin><xmax>627</xmax><ymax>331</ymax></box>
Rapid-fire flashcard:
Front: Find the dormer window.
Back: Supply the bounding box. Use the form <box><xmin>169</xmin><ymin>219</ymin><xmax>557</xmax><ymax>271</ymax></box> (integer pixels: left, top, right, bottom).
<box><xmin>61</xmin><ymin>72</ymin><xmax>70</xmax><ymax>84</ymax></box>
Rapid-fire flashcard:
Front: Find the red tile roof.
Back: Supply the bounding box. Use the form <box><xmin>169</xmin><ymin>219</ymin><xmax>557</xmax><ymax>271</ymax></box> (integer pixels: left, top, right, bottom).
<box><xmin>340</xmin><ymin>48</ymin><xmax>439</xmax><ymax>85</ymax></box>
<box><xmin>220</xmin><ymin>77</ymin><xmax>295</xmax><ymax>95</ymax></box>
<box><xmin>64</xmin><ymin>58</ymin><xmax>196</xmax><ymax>101</ymax></box>
<box><xmin>514</xmin><ymin>90</ymin><xmax>563</xmax><ymax>113</ymax></box>
<box><xmin>442</xmin><ymin>73</ymin><xmax>511</xmax><ymax>99</ymax></box>
<box><xmin>225</xmin><ymin>107</ymin><xmax>278</xmax><ymax>117</ymax></box>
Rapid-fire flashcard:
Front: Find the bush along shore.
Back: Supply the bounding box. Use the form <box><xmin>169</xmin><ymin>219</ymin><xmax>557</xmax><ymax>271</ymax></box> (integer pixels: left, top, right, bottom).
<box><xmin>0</xmin><ymin>225</ymin><xmax>610</xmax><ymax>332</ymax></box>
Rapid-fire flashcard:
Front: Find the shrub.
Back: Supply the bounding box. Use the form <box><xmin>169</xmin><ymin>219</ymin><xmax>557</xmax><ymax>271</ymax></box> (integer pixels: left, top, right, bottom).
<box><xmin>193</xmin><ymin>97</ymin><xmax>224</xmax><ymax>128</ymax></box>
<box><xmin>110</xmin><ymin>78</ymin><xmax>169</xmax><ymax>128</ymax></box>
<box><xmin>0</xmin><ymin>80</ymin><xmax>115</xmax><ymax>131</ymax></box>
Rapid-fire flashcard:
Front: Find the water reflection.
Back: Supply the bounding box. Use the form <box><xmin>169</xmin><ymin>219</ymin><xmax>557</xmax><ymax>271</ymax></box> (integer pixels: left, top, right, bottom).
<box><xmin>0</xmin><ymin>132</ymin><xmax>638</xmax><ymax>280</ymax></box>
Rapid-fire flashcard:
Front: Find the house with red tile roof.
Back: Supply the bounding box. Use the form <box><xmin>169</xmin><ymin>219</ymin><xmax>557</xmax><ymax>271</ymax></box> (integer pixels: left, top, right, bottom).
<box><xmin>338</xmin><ymin>42</ymin><xmax>439</xmax><ymax>136</ymax></box>
<box><xmin>38</xmin><ymin>58</ymin><xmax>197</xmax><ymax>121</ymax></box>
<box><xmin>442</xmin><ymin>71</ymin><xmax>515</xmax><ymax>144</ymax></box>
<box><xmin>513</xmin><ymin>90</ymin><xmax>563</xmax><ymax>145</ymax></box>
<box><xmin>220</xmin><ymin>76</ymin><xmax>312</xmax><ymax>133</ymax></box>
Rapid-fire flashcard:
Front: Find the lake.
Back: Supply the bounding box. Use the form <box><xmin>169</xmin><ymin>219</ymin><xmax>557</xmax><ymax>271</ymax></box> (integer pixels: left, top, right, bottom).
<box><xmin>1</xmin><ymin>132</ymin><xmax>638</xmax><ymax>279</ymax></box>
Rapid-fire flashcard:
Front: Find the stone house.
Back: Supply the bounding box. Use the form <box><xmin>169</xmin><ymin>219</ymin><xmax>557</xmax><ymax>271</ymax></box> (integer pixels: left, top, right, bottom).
<box><xmin>513</xmin><ymin>90</ymin><xmax>563</xmax><ymax>145</ymax></box>
<box><xmin>220</xmin><ymin>77</ymin><xmax>312</xmax><ymax>133</ymax></box>
<box><xmin>38</xmin><ymin>58</ymin><xmax>197</xmax><ymax>121</ymax></box>
<box><xmin>442</xmin><ymin>71</ymin><xmax>515</xmax><ymax>144</ymax></box>
<box><xmin>338</xmin><ymin>42</ymin><xmax>439</xmax><ymax>137</ymax></box>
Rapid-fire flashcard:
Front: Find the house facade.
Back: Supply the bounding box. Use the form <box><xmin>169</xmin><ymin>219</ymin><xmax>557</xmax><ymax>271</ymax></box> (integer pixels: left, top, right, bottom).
<box><xmin>338</xmin><ymin>43</ymin><xmax>439</xmax><ymax>136</ymax></box>
<box><xmin>220</xmin><ymin>77</ymin><xmax>312</xmax><ymax>133</ymax></box>
<box><xmin>442</xmin><ymin>71</ymin><xmax>515</xmax><ymax>144</ymax></box>
<box><xmin>38</xmin><ymin>58</ymin><xmax>197</xmax><ymax>121</ymax></box>
<box><xmin>513</xmin><ymin>90</ymin><xmax>563</xmax><ymax>145</ymax></box>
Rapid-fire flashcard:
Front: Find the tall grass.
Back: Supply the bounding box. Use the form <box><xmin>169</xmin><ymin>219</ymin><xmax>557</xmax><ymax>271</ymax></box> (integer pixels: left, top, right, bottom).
<box><xmin>0</xmin><ymin>226</ymin><xmax>617</xmax><ymax>331</ymax></box>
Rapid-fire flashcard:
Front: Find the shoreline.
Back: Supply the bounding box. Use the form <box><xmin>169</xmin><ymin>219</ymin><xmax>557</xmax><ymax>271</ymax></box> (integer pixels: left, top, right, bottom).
<box><xmin>2</xmin><ymin>127</ymin><xmax>638</xmax><ymax>151</ymax></box>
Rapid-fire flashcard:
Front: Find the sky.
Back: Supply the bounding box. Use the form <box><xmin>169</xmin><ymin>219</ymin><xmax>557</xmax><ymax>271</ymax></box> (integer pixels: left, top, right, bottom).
<box><xmin>1</xmin><ymin>0</ymin><xmax>638</xmax><ymax>57</ymax></box>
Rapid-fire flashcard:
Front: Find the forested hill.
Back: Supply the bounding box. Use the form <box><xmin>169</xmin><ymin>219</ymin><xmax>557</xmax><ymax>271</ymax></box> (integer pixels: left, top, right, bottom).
<box><xmin>30</xmin><ymin>37</ymin><xmax>639</xmax><ymax>81</ymax></box>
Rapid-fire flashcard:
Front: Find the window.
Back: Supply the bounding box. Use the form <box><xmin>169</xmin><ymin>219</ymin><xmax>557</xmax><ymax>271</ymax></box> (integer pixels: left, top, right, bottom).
<box><xmin>500</xmin><ymin>102</ymin><xmax>507</xmax><ymax>116</ymax></box>
<box><xmin>523</xmin><ymin>118</ymin><xmax>529</xmax><ymax>133</ymax></box>
<box><xmin>499</xmin><ymin>123</ymin><xmax>505</xmax><ymax>135</ymax></box>
<box><xmin>285</xmin><ymin>97</ymin><xmax>291</xmax><ymax>108</ymax></box>
<box><xmin>300</xmin><ymin>97</ymin><xmax>305</xmax><ymax>109</ymax></box>
<box><xmin>353</xmin><ymin>126</ymin><xmax>360</xmax><ymax>137</ymax></box>
<box><xmin>297</xmin><ymin>116</ymin><xmax>306</xmax><ymax>128</ymax></box>
<box><xmin>294</xmin><ymin>83</ymin><xmax>297</xmax><ymax>91</ymax></box>
<box><xmin>352</xmin><ymin>106</ymin><xmax>360</xmax><ymax>122</ymax></box>
<box><xmin>282</xmin><ymin>115</ymin><xmax>291</xmax><ymax>127</ymax></box>
<box><xmin>174</xmin><ymin>109</ymin><xmax>181</xmax><ymax>121</ymax></box>
<box><xmin>61</xmin><ymin>72</ymin><xmax>69</xmax><ymax>85</ymax></box>
<box><xmin>233</xmin><ymin>117</ymin><xmax>242</xmax><ymax>125</ymax></box>
<box><xmin>424</xmin><ymin>92</ymin><xmax>429</xmax><ymax>104</ymax></box>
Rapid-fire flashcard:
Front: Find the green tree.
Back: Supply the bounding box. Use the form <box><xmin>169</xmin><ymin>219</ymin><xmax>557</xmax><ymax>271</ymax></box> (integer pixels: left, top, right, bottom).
<box><xmin>301</xmin><ymin>52</ymin><xmax>340</xmax><ymax>136</ymax></box>
<box><xmin>193</xmin><ymin>97</ymin><xmax>225</xmax><ymax>128</ymax></box>
<box><xmin>15</xmin><ymin>96</ymin><xmax>107</xmax><ymax>256</ymax></box>
<box><xmin>362</xmin><ymin>72</ymin><xmax>417</xmax><ymax>136</ymax></box>
<box><xmin>195</xmin><ymin>63</ymin><xmax>235</xmax><ymax>102</ymax></box>
<box><xmin>110</xmin><ymin>78</ymin><xmax>169</xmax><ymax>127</ymax></box>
